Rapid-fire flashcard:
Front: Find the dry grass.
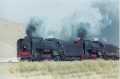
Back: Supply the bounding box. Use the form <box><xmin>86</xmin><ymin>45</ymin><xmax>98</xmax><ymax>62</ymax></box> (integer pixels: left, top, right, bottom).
<box><xmin>9</xmin><ymin>59</ymin><xmax>120</xmax><ymax>79</ymax></box>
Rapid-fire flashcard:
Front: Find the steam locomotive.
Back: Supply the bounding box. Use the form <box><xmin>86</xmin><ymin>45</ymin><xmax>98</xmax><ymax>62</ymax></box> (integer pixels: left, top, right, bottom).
<box><xmin>17</xmin><ymin>36</ymin><xmax>119</xmax><ymax>61</ymax></box>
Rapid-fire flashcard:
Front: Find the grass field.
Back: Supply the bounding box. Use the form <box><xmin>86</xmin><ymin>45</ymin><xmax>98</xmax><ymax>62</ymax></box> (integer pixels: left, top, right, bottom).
<box><xmin>8</xmin><ymin>59</ymin><xmax>119</xmax><ymax>79</ymax></box>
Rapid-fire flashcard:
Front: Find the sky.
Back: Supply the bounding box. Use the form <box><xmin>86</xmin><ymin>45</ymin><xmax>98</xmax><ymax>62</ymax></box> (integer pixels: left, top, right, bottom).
<box><xmin>0</xmin><ymin>0</ymin><xmax>119</xmax><ymax>46</ymax></box>
<box><xmin>0</xmin><ymin>0</ymin><xmax>99</xmax><ymax>24</ymax></box>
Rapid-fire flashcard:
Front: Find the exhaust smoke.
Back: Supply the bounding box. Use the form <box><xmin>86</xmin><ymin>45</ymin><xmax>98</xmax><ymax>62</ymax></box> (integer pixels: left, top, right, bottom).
<box><xmin>26</xmin><ymin>0</ymin><xmax>115</xmax><ymax>41</ymax></box>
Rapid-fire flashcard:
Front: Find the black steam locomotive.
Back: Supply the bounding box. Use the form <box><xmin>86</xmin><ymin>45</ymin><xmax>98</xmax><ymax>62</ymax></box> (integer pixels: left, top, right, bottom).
<box><xmin>17</xmin><ymin>36</ymin><xmax>119</xmax><ymax>61</ymax></box>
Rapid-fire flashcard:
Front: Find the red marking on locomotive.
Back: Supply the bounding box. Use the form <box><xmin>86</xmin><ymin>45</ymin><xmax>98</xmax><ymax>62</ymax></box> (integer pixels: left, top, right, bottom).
<box><xmin>91</xmin><ymin>54</ymin><xmax>97</xmax><ymax>59</ymax></box>
<box><xmin>17</xmin><ymin>51</ymin><xmax>32</xmax><ymax>58</ymax></box>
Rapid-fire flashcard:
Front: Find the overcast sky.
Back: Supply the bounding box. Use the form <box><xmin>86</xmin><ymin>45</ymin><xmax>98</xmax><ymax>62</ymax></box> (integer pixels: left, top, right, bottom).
<box><xmin>0</xmin><ymin>0</ymin><xmax>119</xmax><ymax>46</ymax></box>
<box><xmin>0</xmin><ymin>0</ymin><xmax>109</xmax><ymax>24</ymax></box>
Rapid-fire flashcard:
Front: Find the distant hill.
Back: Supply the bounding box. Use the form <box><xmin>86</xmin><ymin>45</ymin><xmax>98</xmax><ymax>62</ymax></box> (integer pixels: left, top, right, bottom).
<box><xmin>0</xmin><ymin>19</ymin><xmax>25</xmax><ymax>58</ymax></box>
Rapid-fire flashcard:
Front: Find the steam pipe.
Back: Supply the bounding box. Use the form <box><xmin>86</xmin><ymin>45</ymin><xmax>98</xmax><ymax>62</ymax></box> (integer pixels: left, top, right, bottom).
<box><xmin>83</xmin><ymin>40</ymin><xmax>86</xmax><ymax>55</ymax></box>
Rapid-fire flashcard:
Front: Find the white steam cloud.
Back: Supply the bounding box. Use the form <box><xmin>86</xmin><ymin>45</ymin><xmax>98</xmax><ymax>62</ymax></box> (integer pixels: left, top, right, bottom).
<box><xmin>26</xmin><ymin>0</ymin><xmax>112</xmax><ymax>40</ymax></box>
